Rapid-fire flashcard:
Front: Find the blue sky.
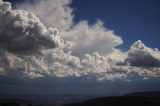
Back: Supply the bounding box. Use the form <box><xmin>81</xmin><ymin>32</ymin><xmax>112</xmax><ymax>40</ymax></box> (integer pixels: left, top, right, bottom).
<box><xmin>70</xmin><ymin>0</ymin><xmax>160</xmax><ymax>51</ymax></box>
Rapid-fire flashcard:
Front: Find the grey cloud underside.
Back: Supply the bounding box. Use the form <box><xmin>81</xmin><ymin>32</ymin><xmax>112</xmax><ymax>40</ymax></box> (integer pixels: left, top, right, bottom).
<box><xmin>0</xmin><ymin>0</ymin><xmax>160</xmax><ymax>84</ymax></box>
<box><xmin>0</xmin><ymin>33</ymin><xmax>56</xmax><ymax>54</ymax></box>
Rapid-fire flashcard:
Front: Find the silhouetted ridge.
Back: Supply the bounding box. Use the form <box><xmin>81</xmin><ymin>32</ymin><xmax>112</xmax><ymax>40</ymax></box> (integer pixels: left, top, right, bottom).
<box><xmin>63</xmin><ymin>91</ymin><xmax>160</xmax><ymax>106</ymax></box>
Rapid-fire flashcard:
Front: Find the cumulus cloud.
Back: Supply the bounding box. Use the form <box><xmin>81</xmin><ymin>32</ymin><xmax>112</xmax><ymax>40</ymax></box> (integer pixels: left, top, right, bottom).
<box><xmin>17</xmin><ymin>0</ymin><xmax>73</xmax><ymax>31</ymax></box>
<box><xmin>17</xmin><ymin>0</ymin><xmax>123</xmax><ymax>57</ymax></box>
<box><xmin>0</xmin><ymin>0</ymin><xmax>160</xmax><ymax>81</ymax></box>
<box><xmin>63</xmin><ymin>20</ymin><xmax>123</xmax><ymax>56</ymax></box>
<box><xmin>0</xmin><ymin>0</ymin><xmax>160</xmax><ymax>95</ymax></box>
<box><xmin>126</xmin><ymin>40</ymin><xmax>160</xmax><ymax>67</ymax></box>
<box><xmin>0</xmin><ymin>0</ymin><xmax>63</xmax><ymax>54</ymax></box>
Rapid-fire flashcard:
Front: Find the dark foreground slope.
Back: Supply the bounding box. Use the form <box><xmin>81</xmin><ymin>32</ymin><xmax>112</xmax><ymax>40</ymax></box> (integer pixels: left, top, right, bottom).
<box><xmin>63</xmin><ymin>96</ymin><xmax>160</xmax><ymax>106</ymax></box>
<box><xmin>63</xmin><ymin>91</ymin><xmax>160</xmax><ymax>106</ymax></box>
<box><xmin>0</xmin><ymin>94</ymin><xmax>93</xmax><ymax>106</ymax></box>
<box><xmin>0</xmin><ymin>91</ymin><xmax>160</xmax><ymax>106</ymax></box>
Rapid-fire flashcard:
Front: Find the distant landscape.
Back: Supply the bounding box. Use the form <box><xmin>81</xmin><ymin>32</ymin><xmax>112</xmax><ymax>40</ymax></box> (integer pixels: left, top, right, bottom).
<box><xmin>0</xmin><ymin>91</ymin><xmax>160</xmax><ymax>106</ymax></box>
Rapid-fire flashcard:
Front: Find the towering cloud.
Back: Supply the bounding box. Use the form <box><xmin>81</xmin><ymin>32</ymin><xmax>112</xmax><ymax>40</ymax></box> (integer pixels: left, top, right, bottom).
<box><xmin>17</xmin><ymin>0</ymin><xmax>123</xmax><ymax>57</ymax></box>
<box><xmin>0</xmin><ymin>0</ymin><xmax>63</xmax><ymax>54</ymax></box>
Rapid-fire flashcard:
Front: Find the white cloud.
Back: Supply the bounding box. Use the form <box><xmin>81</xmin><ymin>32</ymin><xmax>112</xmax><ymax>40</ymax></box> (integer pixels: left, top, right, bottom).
<box><xmin>0</xmin><ymin>0</ymin><xmax>63</xmax><ymax>54</ymax></box>
<box><xmin>126</xmin><ymin>40</ymin><xmax>160</xmax><ymax>67</ymax></box>
<box><xmin>0</xmin><ymin>0</ymin><xmax>160</xmax><ymax>87</ymax></box>
<box><xmin>17</xmin><ymin>0</ymin><xmax>123</xmax><ymax>57</ymax></box>
<box><xmin>17</xmin><ymin>0</ymin><xmax>73</xmax><ymax>31</ymax></box>
<box><xmin>63</xmin><ymin>20</ymin><xmax>123</xmax><ymax>57</ymax></box>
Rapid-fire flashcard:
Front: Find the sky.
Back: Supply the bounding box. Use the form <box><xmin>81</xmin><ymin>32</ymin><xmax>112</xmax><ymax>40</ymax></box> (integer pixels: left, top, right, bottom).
<box><xmin>5</xmin><ymin>0</ymin><xmax>160</xmax><ymax>50</ymax></box>
<box><xmin>70</xmin><ymin>0</ymin><xmax>160</xmax><ymax>51</ymax></box>
<box><xmin>0</xmin><ymin>0</ymin><xmax>160</xmax><ymax>96</ymax></box>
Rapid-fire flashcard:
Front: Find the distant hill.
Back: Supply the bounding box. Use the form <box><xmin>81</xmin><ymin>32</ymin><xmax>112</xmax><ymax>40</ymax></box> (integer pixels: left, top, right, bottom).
<box><xmin>124</xmin><ymin>91</ymin><xmax>160</xmax><ymax>97</ymax></box>
<box><xmin>63</xmin><ymin>91</ymin><xmax>160</xmax><ymax>106</ymax></box>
